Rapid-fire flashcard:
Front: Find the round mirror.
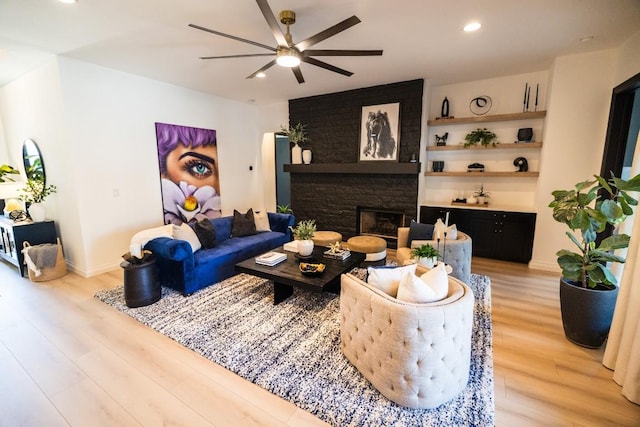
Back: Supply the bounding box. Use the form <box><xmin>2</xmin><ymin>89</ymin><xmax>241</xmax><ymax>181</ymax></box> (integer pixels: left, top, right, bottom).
<box><xmin>23</xmin><ymin>139</ymin><xmax>45</xmax><ymax>185</ymax></box>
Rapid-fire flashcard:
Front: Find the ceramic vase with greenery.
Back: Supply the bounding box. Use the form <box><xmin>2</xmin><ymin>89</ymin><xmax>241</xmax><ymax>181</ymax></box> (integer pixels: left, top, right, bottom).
<box><xmin>464</xmin><ymin>128</ymin><xmax>498</xmax><ymax>148</ymax></box>
<box><xmin>410</xmin><ymin>244</ymin><xmax>441</xmax><ymax>268</ymax></box>
<box><xmin>474</xmin><ymin>184</ymin><xmax>491</xmax><ymax>205</ymax></box>
<box><xmin>549</xmin><ymin>172</ymin><xmax>640</xmax><ymax>347</ymax></box>
<box><xmin>289</xmin><ymin>219</ymin><xmax>316</xmax><ymax>256</ymax></box>
<box><xmin>281</xmin><ymin>122</ymin><xmax>310</xmax><ymax>165</ymax></box>
<box><xmin>19</xmin><ymin>178</ymin><xmax>57</xmax><ymax>222</ymax></box>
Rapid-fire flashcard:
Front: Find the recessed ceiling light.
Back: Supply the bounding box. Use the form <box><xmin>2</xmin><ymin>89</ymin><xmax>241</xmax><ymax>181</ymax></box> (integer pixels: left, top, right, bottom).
<box><xmin>256</xmin><ymin>72</ymin><xmax>266</xmax><ymax>78</ymax></box>
<box><xmin>58</xmin><ymin>0</ymin><xmax>78</xmax><ymax>4</ymax></box>
<box><xmin>579</xmin><ymin>35</ymin><xmax>594</xmax><ymax>43</ymax></box>
<box><xmin>463</xmin><ymin>22</ymin><xmax>482</xmax><ymax>32</ymax></box>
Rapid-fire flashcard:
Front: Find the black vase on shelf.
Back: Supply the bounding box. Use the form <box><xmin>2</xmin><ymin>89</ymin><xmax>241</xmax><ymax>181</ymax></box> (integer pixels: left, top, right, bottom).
<box><xmin>517</xmin><ymin>128</ymin><xmax>533</xmax><ymax>142</ymax></box>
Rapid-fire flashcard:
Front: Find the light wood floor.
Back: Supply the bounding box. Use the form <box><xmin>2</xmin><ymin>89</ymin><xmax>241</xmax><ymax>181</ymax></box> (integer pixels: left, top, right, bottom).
<box><xmin>0</xmin><ymin>257</ymin><xmax>638</xmax><ymax>426</ymax></box>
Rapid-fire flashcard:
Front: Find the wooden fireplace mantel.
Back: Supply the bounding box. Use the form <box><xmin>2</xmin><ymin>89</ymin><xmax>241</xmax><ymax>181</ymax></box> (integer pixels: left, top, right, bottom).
<box><xmin>283</xmin><ymin>163</ymin><xmax>421</xmax><ymax>175</ymax></box>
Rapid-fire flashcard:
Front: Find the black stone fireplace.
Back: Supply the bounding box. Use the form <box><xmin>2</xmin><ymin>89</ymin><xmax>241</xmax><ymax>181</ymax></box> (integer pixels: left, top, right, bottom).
<box><xmin>286</xmin><ymin>79</ymin><xmax>423</xmax><ymax>243</ymax></box>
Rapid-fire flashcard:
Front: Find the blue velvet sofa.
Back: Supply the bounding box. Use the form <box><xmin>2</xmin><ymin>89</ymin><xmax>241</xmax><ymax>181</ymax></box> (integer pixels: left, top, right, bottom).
<box><xmin>145</xmin><ymin>212</ymin><xmax>295</xmax><ymax>295</ymax></box>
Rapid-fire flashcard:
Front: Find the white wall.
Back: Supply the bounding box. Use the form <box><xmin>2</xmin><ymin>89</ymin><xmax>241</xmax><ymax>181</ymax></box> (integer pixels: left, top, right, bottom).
<box><xmin>0</xmin><ymin>57</ymin><xmax>283</xmax><ymax>276</ymax></box>
<box><xmin>614</xmin><ymin>30</ymin><xmax>640</xmax><ymax>85</ymax></box>
<box><xmin>529</xmin><ymin>49</ymin><xmax>619</xmax><ymax>271</ymax></box>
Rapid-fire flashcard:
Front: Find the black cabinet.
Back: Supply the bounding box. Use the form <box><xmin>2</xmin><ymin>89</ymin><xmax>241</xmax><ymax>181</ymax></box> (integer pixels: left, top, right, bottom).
<box><xmin>0</xmin><ymin>218</ymin><xmax>58</xmax><ymax>276</ymax></box>
<box><xmin>420</xmin><ymin>206</ymin><xmax>536</xmax><ymax>263</ymax></box>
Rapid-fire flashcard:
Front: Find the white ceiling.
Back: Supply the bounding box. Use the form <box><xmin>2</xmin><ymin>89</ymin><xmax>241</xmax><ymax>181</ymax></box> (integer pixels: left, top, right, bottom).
<box><xmin>1</xmin><ymin>0</ymin><xmax>639</xmax><ymax>105</ymax></box>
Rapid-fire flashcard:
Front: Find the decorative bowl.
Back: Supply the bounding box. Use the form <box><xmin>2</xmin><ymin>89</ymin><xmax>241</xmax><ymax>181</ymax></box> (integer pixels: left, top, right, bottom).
<box><xmin>299</xmin><ymin>262</ymin><xmax>326</xmax><ymax>276</ymax></box>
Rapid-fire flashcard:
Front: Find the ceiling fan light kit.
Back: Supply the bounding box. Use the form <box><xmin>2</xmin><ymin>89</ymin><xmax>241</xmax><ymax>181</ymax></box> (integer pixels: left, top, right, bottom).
<box><xmin>190</xmin><ymin>0</ymin><xmax>382</xmax><ymax>83</ymax></box>
<box><xmin>276</xmin><ymin>48</ymin><xmax>301</xmax><ymax>67</ymax></box>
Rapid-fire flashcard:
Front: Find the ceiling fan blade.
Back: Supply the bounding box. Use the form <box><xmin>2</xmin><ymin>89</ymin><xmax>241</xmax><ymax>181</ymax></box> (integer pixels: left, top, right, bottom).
<box><xmin>189</xmin><ymin>23</ymin><xmax>276</xmax><ymax>52</ymax></box>
<box><xmin>302</xmin><ymin>49</ymin><xmax>383</xmax><ymax>57</ymax></box>
<box><xmin>292</xmin><ymin>67</ymin><xmax>305</xmax><ymax>84</ymax></box>
<box><xmin>246</xmin><ymin>60</ymin><xmax>277</xmax><ymax>79</ymax></box>
<box><xmin>255</xmin><ymin>0</ymin><xmax>288</xmax><ymax>47</ymax></box>
<box><xmin>200</xmin><ymin>53</ymin><xmax>274</xmax><ymax>60</ymax></box>
<box><xmin>301</xmin><ymin>57</ymin><xmax>353</xmax><ymax>77</ymax></box>
<box><xmin>295</xmin><ymin>15</ymin><xmax>361</xmax><ymax>51</ymax></box>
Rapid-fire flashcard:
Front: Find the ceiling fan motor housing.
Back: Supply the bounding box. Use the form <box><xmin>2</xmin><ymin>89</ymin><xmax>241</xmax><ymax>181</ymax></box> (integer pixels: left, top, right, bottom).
<box><xmin>279</xmin><ymin>10</ymin><xmax>296</xmax><ymax>25</ymax></box>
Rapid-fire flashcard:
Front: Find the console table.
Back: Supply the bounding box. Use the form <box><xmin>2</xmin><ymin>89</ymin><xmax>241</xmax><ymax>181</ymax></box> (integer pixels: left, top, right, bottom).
<box><xmin>420</xmin><ymin>205</ymin><xmax>536</xmax><ymax>263</ymax></box>
<box><xmin>0</xmin><ymin>217</ymin><xmax>58</xmax><ymax>276</ymax></box>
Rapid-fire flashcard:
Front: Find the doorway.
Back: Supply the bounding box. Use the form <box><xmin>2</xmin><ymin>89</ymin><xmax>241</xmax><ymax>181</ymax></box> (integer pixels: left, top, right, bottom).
<box><xmin>275</xmin><ymin>134</ymin><xmax>291</xmax><ymax>208</ymax></box>
<box><xmin>600</xmin><ymin>72</ymin><xmax>640</xmax><ymax>179</ymax></box>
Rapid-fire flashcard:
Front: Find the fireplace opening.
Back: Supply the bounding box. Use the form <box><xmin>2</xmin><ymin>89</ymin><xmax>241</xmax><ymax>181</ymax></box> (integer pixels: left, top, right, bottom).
<box><xmin>356</xmin><ymin>207</ymin><xmax>406</xmax><ymax>249</ymax></box>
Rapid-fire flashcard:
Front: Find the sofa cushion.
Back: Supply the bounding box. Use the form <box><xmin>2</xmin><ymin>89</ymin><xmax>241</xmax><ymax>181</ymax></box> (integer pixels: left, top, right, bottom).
<box><xmin>396</xmin><ymin>263</ymin><xmax>449</xmax><ymax>303</ymax></box>
<box><xmin>231</xmin><ymin>209</ymin><xmax>257</xmax><ymax>237</ymax></box>
<box><xmin>366</xmin><ymin>264</ymin><xmax>417</xmax><ymax>297</ymax></box>
<box><xmin>173</xmin><ymin>223</ymin><xmax>202</xmax><ymax>252</ymax></box>
<box><xmin>407</xmin><ymin>220</ymin><xmax>434</xmax><ymax>246</ymax></box>
<box><xmin>193</xmin><ymin>219</ymin><xmax>217</xmax><ymax>248</ymax></box>
<box><xmin>254</xmin><ymin>210</ymin><xmax>271</xmax><ymax>232</ymax></box>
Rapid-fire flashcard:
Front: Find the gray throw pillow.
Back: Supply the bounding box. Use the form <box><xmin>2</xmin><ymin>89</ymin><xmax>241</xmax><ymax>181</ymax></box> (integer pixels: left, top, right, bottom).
<box><xmin>231</xmin><ymin>209</ymin><xmax>257</xmax><ymax>237</ymax></box>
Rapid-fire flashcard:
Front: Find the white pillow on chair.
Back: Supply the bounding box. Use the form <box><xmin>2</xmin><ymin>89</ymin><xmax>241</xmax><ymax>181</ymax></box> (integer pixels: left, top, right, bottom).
<box><xmin>396</xmin><ymin>263</ymin><xmax>449</xmax><ymax>303</ymax></box>
<box><xmin>367</xmin><ymin>264</ymin><xmax>417</xmax><ymax>297</ymax></box>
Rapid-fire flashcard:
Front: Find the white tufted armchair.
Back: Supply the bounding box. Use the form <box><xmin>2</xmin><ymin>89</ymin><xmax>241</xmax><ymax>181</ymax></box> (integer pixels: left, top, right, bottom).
<box><xmin>395</xmin><ymin>227</ymin><xmax>472</xmax><ymax>284</ymax></box>
<box><xmin>340</xmin><ymin>272</ymin><xmax>474</xmax><ymax>409</ymax></box>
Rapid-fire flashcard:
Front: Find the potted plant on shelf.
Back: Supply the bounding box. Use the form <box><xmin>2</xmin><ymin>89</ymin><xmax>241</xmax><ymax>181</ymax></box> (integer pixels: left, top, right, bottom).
<box><xmin>474</xmin><ymin>184</ymin><xmax>491</xmax><ymax>205</ymax></box>
<box><xmin>410</xmin><ymin>244</ymin><xmax>441</xmax><ymax>268</ymax></box>
<box><xmin>549</xmin><ymin>172</ymin><xmax>640</xmax><ymax>348</ymax></box>
<box><xmin>289</xmin><ymin>219</ymin><xmax>317</xmax><ymax>256</ymax></box>
<box><xmin>18</xmin><ymin>178</ymin><xmax>57</xmax><ymax>222</ymax></box>
<box><xmin>464</xmin><ymin>128</ymin><xmax>498</xmax><ymax>148</ymax></box>
<box><xmin>281</xmin><ymin>122</ymin><xmax>310</xmax><ymax>164</ymax></box>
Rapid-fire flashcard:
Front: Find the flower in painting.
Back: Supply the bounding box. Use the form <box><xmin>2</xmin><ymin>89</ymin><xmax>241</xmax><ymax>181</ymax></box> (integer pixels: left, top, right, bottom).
<box><xmin>162</xmin><ymin>179</ymin><xmax>221</xmax><ymax>224</ymax></box>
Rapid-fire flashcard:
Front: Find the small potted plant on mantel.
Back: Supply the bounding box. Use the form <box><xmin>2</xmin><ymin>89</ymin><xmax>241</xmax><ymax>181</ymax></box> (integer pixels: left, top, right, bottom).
<box><xmin>281</xmin><ymin>122</ymin><xmax>311</xmax><ymax>164</ymax></box>
<box><xmin>289</xmin><ymin>219</ymin><xmax>317</xmax><ymax>256</ymax></box>
<box><xmin>549</xmin><ymin>172</ymin><xmax>640</xmax><ymax>348</ymax></box>
<box><xmin>410</xmin><ymin>244</ymin><xmax>441</xmax><ymax>268</ymax></box>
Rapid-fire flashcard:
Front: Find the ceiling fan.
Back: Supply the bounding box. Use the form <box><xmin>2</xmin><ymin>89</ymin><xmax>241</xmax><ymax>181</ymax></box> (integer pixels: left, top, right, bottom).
<box><xmin>189</xmin><ymin>0</ymin><xmax>383</xmax><ymax>84</ymax></box>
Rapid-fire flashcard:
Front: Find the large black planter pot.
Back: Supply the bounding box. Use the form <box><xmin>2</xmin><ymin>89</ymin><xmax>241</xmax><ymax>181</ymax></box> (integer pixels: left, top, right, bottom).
<box><xmin>559</xmin><ymin>278</ymin><xmax>619</xmax><ymax>348</ymax></box>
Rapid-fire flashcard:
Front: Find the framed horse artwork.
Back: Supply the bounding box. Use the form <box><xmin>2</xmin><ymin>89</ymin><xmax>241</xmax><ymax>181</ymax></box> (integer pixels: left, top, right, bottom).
<box><xmin>359</xmin><ymin>102</ymin><xmax>401</xmax><ymax>162</ymax></box>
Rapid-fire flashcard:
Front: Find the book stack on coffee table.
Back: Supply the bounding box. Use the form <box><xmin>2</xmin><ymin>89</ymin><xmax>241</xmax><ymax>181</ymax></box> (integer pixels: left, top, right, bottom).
<box><xmin>255</xmin><ymin>251</ymin><xmax>287</xmax><ymax>266</ymax></box>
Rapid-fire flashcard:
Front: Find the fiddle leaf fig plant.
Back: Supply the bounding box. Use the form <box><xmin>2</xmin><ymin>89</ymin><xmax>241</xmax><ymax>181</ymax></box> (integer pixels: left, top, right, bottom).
<box><xmin>549</xmin><ymin>172</ymin><xmax>640</xmax><ymax>289</ymax></box>
<box><xmin>0</xmin><ymin>164</ymin><xmax>20</xmax><ymax>182</ymax></box>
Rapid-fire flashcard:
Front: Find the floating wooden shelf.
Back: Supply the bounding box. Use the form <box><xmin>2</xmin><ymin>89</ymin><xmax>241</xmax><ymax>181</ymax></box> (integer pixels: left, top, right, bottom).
<box><xmin>424</xmin><ymin>171</ymin><xmax>539</xmax><ymax>177</ymax></box>
<box><xmin>427</xmin><ymin>111</ymin><xmax>546</xmax><ymax>126</ymax></box>
<box><xmin>426</xmin><ymin>142</ymin><xmax>543</xmax><ymax>151</ymax></box>
<box><xmin>284</xmin><ymin>162</ymin><xmax>421</xmax><ymax>175</ymax></box>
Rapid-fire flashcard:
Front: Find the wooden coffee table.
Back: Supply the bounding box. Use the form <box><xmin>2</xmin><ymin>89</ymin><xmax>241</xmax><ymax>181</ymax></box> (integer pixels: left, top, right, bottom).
<box><xmin>235</xmin><ymin>246</ymin><xmax>366</xmax><ymax>304</ymax></box>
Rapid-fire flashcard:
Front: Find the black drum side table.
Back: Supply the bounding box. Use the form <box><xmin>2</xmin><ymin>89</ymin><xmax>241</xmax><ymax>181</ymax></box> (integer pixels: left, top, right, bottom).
<box><xmin>121</xmin><ymin>257</ymin><xmax>161</xmax><ymax>308</ymax></box>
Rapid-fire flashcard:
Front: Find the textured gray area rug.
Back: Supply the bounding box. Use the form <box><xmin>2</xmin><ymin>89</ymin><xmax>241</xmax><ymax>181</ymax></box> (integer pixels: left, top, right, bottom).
<box><xmin>95</xmin><ymin>272</ymin><xmax>494</xmax><ymax>426</ymax></box>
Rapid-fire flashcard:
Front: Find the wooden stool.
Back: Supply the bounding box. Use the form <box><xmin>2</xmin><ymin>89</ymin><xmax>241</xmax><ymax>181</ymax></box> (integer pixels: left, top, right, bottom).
<box><xmin>312</xmin><ymin>230</ymin><xmax>343</xmax><ymax>246</ymax></box>
<box><xmin>346</xmin><ymin>236</ymin><xmax>387</xmax><ymax>262</ymax></box>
